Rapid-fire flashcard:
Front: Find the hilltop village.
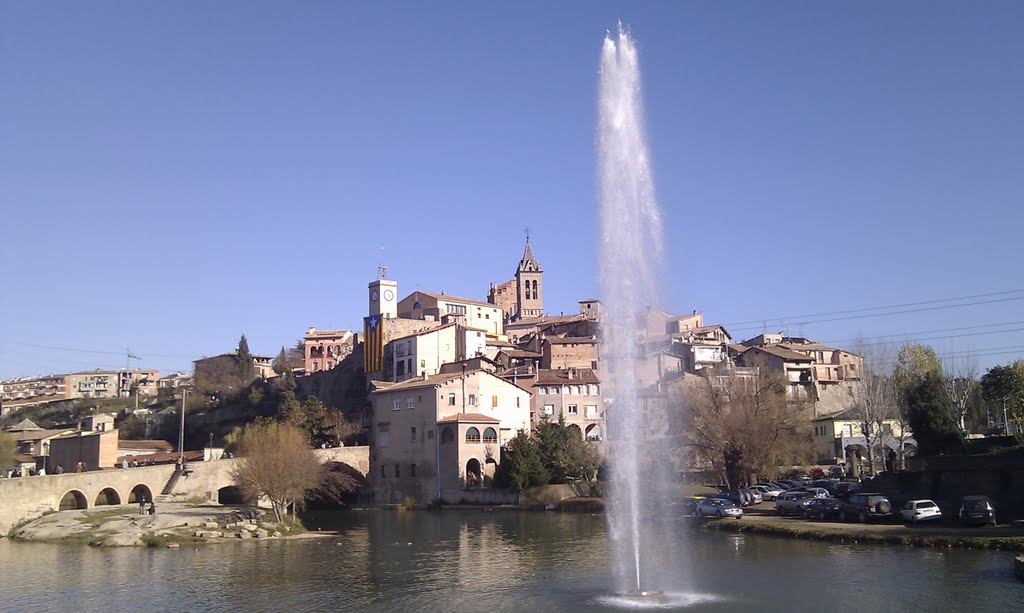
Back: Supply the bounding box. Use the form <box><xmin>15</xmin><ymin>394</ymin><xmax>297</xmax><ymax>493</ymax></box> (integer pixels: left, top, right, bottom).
<box><xmin>2</xmin><ymin>238</ymin><xmax>902</xmax><ymax>507</ymax></box>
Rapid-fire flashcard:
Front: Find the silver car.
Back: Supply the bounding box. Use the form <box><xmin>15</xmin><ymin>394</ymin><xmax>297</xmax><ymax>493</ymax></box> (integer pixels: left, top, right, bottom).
<box><xmin>694</xmin><ymin>497</ymin><xmax>743</xmax><ymax>519</ymax></box>
<box><xmin>776</xmin><ymin>491</ymin><xmax>815</xmax><ymax>516</ymax></box>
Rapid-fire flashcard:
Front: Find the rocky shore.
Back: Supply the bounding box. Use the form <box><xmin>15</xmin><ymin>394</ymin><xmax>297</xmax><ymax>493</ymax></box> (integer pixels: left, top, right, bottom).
<box><xmin>9</xmin><ymin>501</ymin><xmax>304</xmax><ymax>547</ymax></box>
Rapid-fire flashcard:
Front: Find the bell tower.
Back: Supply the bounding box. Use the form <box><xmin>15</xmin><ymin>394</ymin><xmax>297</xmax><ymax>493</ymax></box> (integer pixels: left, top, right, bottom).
<box><xmin>514</xmin><ymin>228</ymin><xmax>543</xmax><ymax>320</ymax></box>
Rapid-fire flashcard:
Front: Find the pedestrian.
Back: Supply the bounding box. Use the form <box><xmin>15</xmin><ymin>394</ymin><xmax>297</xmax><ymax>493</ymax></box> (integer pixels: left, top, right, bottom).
<box><xmin>121</xmin><ymin>459</ymin><xmax>129</xmax><ymax>470</ymax></box>
<box><xmin>139</xmin><ymin>498</ymin><xmax>146</xmax><ymax>516</ymax></box>
<box><xmin>55</xmin><ymin>465</ymin><xmax>64</xmax><ymax>475</ymax></box>
<box><xmin>148</xmin><ymin>502</ymin><xmax>156</xmax><ymax>515</ymax></box>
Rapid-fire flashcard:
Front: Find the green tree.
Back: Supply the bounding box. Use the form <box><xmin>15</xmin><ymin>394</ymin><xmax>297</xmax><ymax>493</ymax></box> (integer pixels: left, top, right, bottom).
<box><xmin>273</xmin><ymin>346</ymin><xmax>288</xmax><ymax>376</ymax></box>
<box><xmin>236</xmin><ymin>334</ymin><xmax>256</xmax><ymax>383</ymax></box>
<box><xmin>300</xmin><ymin>396</ymin><xmax>332</xmax><ymax>447</ymax></box>
<box><xmin>500</xmin><ymin>431</ymin><xmax>549</xmax><ymax>491</ymax></box>
<box><xmin>905</xmin><ymin>371</ymin><xmax>963</xmax><ymax>456</ymax></box>
<box><xmin>981</xmin><ymin>361</ymin><xmax>1024</xmax><ymax>435</ymax></box>
<box><xmin>893</xmin><ymin>343</ymin><xmax>943</xmax><ymax>398</ymax></box>
<box><xmin>230</xmin><ymin>419</ymin><xmax>323</xmax><ymax>523</ymax></box>
<box><xmin>0</xmin><ymin>431</ymin><xmax>15</xmax><ymax>470</ymax></box>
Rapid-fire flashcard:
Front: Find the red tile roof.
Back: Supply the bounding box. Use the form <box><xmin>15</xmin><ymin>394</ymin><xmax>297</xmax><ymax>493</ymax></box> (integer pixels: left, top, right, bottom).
<box><xmin>436</xmin><ymin>413</ymin><xmax>500</xmax><ymax>424</ymax></box>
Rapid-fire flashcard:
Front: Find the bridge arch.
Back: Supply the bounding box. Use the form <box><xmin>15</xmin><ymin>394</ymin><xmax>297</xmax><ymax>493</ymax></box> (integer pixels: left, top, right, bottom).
<box><xmin>59</xmin><ymin>490</ymin><xmax>88</xmax><ymax>511</ymax></box>
<box><xmin>128</xmin><ymin>484</ymin><xmax>153</xmax><ymax>504</ymax></box>
<box><xmin>94</xmin><ymin>488</ymin><xmax>121</xmax><ymax>506</ymax></box>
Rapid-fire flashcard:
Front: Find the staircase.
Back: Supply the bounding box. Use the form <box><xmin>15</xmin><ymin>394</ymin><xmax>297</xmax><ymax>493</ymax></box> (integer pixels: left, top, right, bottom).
<box><xmin>161</xmin><ymin>469</ymin><xmax>182</xmax><ymax>495</ymax></box>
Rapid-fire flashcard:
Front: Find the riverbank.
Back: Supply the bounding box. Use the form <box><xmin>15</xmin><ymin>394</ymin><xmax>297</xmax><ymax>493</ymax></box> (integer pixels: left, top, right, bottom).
<box><xmin>9</xmin><ymin>501</ymin><xmax>304</xmax><ymax>547</ymax></box>
<box><xmin>701</xmin><ymin>506</ymin><xmax>1024</xmax><ymax>552</ymax></box>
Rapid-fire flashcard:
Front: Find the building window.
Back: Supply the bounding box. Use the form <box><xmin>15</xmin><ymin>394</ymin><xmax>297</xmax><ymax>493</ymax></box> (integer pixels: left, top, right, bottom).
<box><xmin>468</xmin><ymin>394</ymin><xmax>477</xmax><ymax>406</ymax></box>
<box><xmin>585</xmin><ymin>405</ymin><xmax>598</xmax><ymax>418</ymax></box>
<box><xmin>392</xmin><ymin>400</ymin><xmax>401</xmax><ymax>411</ymax></box>
<box><xmin>590</xmin><ymin>384</ymin><xmax>600</xmax><ymax>395</ymax></box>
<box><xmin>411</xmin><ymin>427</ymin><xmax>417</xmax><ymax>441</ymax></box>
<box><xmin>448</xmin><ymin>393</ymin><xmax>456</xmax><ymax>406</ymax></box>
<box><xmin>568</xmin><ymin>404</ymin><xmax>578</xmax><ymax>415</ymax></box>
<box><xmin>483</xmin><ymin>427</ymin><xmax>498</xmax><ymax>444</ymax></box>
<box><xmin>396</xmin><ymin>360</ymin><xmax>406</xmax><ymax>377</ymax></box>
<box><xmin>516</xmin><ymin>397</ymin><xmax>520</xmax><ymax>408</ymax></box>
<box><xmin>427</xmin><ymin>429</ymin><xmax>434</xmax><ymax>440</ymax></box>
<box><xmin>410</xmin><ymin>464</ymin><xmax>416</xmax><ymax>477</ymax></box>
<box><xmin>378</xmin><ymin>431</ymin><xmax>390</xmax><ymax>448</ymax></box>
<box><xmin>491</xmin><ymin>395</ymin><xmax>498</xmax><ymax>408</ymax></box>
<box><xmin>543</xmin><ymin>404</ymin><xmax>554</xmax><ymax>415</ymax></box>
<box><xmin>441</xmin><ymin>427</ymin><xmax>455</xmax><ymax>444</ymax></box>
<box><xmin>538</xmin><ymin>386</ymin><xmax>546</xmax><ymax>395</ymax></box>
<box><xmin>395</xmin><ymin>464</ymin><xmax>400</xmax><ymax>478</ymax></box>
<box><xmin>421</xmin><ymin>359</ymin><xmax>426</xmax><ymax>368</ymax></box>
<box><xmin>381</xmin><ymin>465</ymin><xmax>386</xmax><ymax>478</ymax></box>
<box><xmin>406</xmin><ymin>397</ymin><xmax>414</xmax><ymax>409</ymax></box>
<box><xmin>466</xmin><ymin>427</ymin><xmax>481</xmax><ymax>443</ymax></box>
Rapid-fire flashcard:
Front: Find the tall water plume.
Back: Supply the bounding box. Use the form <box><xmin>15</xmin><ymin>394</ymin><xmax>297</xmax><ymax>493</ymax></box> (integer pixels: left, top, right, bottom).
<box><xmin>598</xmin><ymin>25</ymin><xmax>687</xmax><ymax>596</ymax></box>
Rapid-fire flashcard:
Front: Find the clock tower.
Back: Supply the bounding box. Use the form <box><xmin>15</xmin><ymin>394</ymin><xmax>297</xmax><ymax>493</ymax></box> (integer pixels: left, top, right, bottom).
<box><xmin>369</xmin><ymin>264</ymin><xmax>398</xmax><ymax>319</ymax></box>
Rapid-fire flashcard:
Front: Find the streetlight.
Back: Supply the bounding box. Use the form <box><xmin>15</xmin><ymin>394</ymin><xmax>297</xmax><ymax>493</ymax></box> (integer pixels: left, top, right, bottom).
<box><xmin>178</xmin><ymin>388</ymin><xmax>190</xmax><ymax>471</ymax></box>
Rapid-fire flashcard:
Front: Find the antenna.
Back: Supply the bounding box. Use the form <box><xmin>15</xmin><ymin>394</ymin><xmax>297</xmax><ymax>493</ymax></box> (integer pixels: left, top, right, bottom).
<box><xmin>377</xmin><ymin>245</ymin><xmax>388</xmax><ymax>280</ymax></box>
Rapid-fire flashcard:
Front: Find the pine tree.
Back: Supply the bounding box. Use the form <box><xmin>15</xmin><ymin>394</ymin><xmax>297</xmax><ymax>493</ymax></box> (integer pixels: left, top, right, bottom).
<box><xmin>236</xmin><ymin>334</ymin><xmax>255</xmax><ymax>382</ymax></box>
<box><xmin>272</xmin><ymin>346</ymin><xmax>288</xmax><ymax>376</ymax></box>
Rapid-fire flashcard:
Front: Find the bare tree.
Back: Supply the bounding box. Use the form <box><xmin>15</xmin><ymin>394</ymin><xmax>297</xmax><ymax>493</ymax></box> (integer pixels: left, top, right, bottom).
<box><xmin>943</xmin><ymin>354</ymin><xmax>978</xmax><ymax>434</ymax></box>
<box><xmin>682</xmin><ymin>368</ymin><xmax>814</xmax><ymax>488</ymax></box>
<box><xmin>231</xmin><ymin>419</ymin><xmax>324</xmax><ymax>523</ymax></box>
<box><xmin>848</xmin><ymin>341</ymin><xmax>899</xmax><ymax>476</ymax></box>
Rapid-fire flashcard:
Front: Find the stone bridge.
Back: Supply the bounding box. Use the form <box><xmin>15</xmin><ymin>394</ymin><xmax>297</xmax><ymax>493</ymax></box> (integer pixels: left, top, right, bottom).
<box><xmin>0</xmin><ymin>446</ymin><xmax>369</xmax><ymax>535</ymax></box>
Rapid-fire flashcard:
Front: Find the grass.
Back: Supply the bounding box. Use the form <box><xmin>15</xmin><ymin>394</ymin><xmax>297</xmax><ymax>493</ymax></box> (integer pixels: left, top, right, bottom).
<box><xmin>76</xmin><ymin>508</ymin><xmax>132</xmax><ymax>527</ymax></box>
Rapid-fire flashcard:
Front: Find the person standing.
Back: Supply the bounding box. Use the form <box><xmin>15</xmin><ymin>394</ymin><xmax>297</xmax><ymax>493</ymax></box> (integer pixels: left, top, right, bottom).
<box><xmin>139</xmin><ymin>498</ymin><xmax>146</xmax><ymax>516</ymax></box>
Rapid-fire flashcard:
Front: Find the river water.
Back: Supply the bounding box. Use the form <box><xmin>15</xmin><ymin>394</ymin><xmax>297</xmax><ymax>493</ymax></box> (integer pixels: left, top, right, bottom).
<box><xmin>1</xmin><ymin>510</ymin><xmax>1020</xmax><ymax>612</ymax></box>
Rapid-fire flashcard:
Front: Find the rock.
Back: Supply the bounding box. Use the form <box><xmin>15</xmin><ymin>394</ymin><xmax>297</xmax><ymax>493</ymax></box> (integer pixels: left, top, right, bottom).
<box><xmin>242</xmin><ymin>523</ymin><xmax>258</xmax><ymax>531</ymax></box>
<box><xmin>197</xmin><ymin>531</ymin><xmax>223</xmax><ymax>539</ymax></box>
<box><xmin>255</xmin><ymin>529</ymin><xmax>269</xmax><ymax>539</ymax></box>
<box><xmin>203</xmin><ymin>522</ymin><xmax>219</xmax><ymax>529</ymax></box>
<box><xmin>272</xmin><ymin>531</ymin><xmax>282</xmax><ymax>538</ymax></box>
<box><xmin>166</xmin><ymin>543</ymin><xmax>180</xmax><ymax>548</ymax></box>
<box><xmin>238</xmin><ymin>530</ymin><xmax>252</xmax><ymax>539</ymax></box>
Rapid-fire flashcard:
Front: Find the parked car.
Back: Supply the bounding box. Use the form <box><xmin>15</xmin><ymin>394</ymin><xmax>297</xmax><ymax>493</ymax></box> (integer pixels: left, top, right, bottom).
<box><xmin>959</xmin><ymin>496</ymin><xmax>996</xmax><ymax>526</ymax></box>
<box><xmin>832</xmin><ymin>481</ymin><xmax>862</xmax><ymax>498</ymax></box>
<box><xmin>900</xmin><ymin>499</ymin><xmax>942</xmax><ymax>524</ymax></box>
<box><xmin>810</xmin><ymin>479</ymin><xmax>841</xmax><ymax>493</ymax></box>
<box><xmin>838</xmin><ymin>493</ymin><xmax>893</xmax><ymax>523</ymax></box>
<box><xmin>741</xmin><ymin>488</ymin><xmax>763</xmax><ymax>505</ymax></box>
<box><xmin>804</xmin><ymin>487</ymin><xmax>830</xmax><ymax>499</ymax></box>
<box><xmin>776</xmin><ymin>491</ymin><xmax>815</xmax><ymax>516</ymax></box>
<box><xmin>694</xmin><ymin>497</ymin><xmax>743</xmax><ymax>519</ymax></box>
<box><xmin>803</xmin><ymin>497</ymin><xmax>843</xmax><ymax>520</ymax></box>
<box><xmin>751</xmin><ymin>485</ymin><xmax>783</xmax><ymax>501</ymax></box>
<box><xmin>716</xmin><ymin>489</ymin><xmax>749</xmax><ymax>507</ymax></box>
<box><xmin>829</xmin><ymin>465</ymin><xmax>847</xmax><ymax>478</ymax></box>
<box><xmin>777</xmin><ymin>480</ymin><xmax>804</xmax><ymax>490</ymax></box>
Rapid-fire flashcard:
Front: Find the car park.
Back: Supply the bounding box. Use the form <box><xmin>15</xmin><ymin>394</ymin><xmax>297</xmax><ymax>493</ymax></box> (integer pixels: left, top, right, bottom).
<box><xmin>776</xmin><ymin>491</ymin><xmax>815</xmax><ymax>516</ymax></box>
<box><xmin>803</xmin><ymin>497</ymin><xmax>843</xmax><ymax>520</ymax></box>
<box><xmin>694</xmin><ymin>498</ymin><xmax>743</xmax><ymax>519</ymax></box>
<box><xmin>751</xmin><ymin>485</ymin><xmax>782</xmax><ymax>501</ymax></box>
<box><xmin>959</xmin><ymin>496</ymin><xmax>996</xmax><ymax>526</ymax></box>
<box><xmin>838</xmin><ymin>493</ymin><xmax>892</xmax><ymax>523</ymax></box>
<box><xmin>900</xmin><ymin>499</ymin><xmax>942</xmax><ymax>524</ymax></box>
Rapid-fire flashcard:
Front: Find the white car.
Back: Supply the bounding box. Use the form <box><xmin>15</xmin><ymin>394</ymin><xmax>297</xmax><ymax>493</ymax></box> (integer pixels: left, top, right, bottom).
<box><xmin>751</xmin><ymin>485</ymin><xmax>782</xmax><ymax>501</ymax></box>
<box><xmin>901</xmin><ymin>499</ymin><xmax>942</xmax><ymax>524</ymax></box>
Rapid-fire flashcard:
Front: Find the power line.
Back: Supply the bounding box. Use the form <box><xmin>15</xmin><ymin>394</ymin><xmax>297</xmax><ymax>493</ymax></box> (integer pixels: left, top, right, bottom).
<box><xmin>722</xmin><ymin>289</ymin><xmax>1024</xmax><ymax>327</ymax></box>
<box><xmin>0</xmin><ymin>340</ymin><xmax>195</xmax><ymax>359</ymax></box>
<box><xmin>727</xmin><ymin>296</ymin><xmax>1024</xmax><ymax>334</ymax></box>
<box><xmin>822</xmin><ymin>320</ymin><xmax>1024</xmax><ymax>346</ymax></box>
<box><xmin>823</xmin><ymin>325</ymin><xmax>1024</xmax><ymax>350</ymax></box>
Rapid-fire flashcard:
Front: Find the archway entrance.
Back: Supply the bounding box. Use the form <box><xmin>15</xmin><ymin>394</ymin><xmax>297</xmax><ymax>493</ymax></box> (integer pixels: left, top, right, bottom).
<box><xmin>585</xmin><ymin>424</ymin><xmax>602</xmax><ymax>441</ymax></box>
<box><xmin>94</xmin><ymin>488</ymin><xmax>121</xmax><ymax>506</ymax></box>
<box><xmin>128</xmin><ymin>484</ymin><xmax>153</xmax><ymax>504</ymax></box>
<box><xmin>59</xmin><ymin>490</ymin><xmax>87</xmax><ymax>511</ymax></box>
<box><xmin>218</xmin><ymin>485</ymin><xmax>248</xmax><ymax>505</ymax></box>
<box><xmin>483</xmin><ymin>458</ymin><xmax>498</xmax><ymax>487</ymax></box>
<box><xmin>465</xmin><ymin>458</ymin><xmax>482</xmax><ymax>488</ymax></box>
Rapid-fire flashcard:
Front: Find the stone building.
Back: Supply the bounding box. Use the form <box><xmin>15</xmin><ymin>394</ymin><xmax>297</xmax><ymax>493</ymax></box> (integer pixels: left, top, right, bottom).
<box><xmin>368</xmin><ymin>369</ymin><xmax>531</xmax><ymax>504</ymax></box>
<box><xmin>303</xmin><ymin>326</ymin><xmax>354</xmax><ymax>373</ymax></box>
<box><xmin>489</xmin><ymin>237</ymin><xmax>543</xmax><ymax>323</ymax></box>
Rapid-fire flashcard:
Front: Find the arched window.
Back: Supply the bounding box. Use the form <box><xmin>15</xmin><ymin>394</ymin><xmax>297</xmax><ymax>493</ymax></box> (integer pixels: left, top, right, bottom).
<box><xmin>413</xmin><ymin>301</ymin><xmax>422</xmax><ymax>310</ymax></box>
<box><xmin>465</xmin><ymin>427</ymin><xmax>481</xmax><ymax>444</ymax></box>
<box><xmin>531</xmin><ymin>280</ymin><xmax>538</xmax><ymax>297</ymax></box>
<box><xmin>441</xmin><ymin>427</ymin><xmax>455</xmax><ymax>445</ymax></box>
<box><xmin>482</xmin><ymin>427</ymin><xmax>498</xmax><ymax>443</ymax></box>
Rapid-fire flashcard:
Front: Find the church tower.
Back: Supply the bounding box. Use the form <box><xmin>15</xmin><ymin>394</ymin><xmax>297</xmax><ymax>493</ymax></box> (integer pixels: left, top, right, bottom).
<box><xmin>368</xmin><ymin>263</ymin><xmax>398</xmax><ymax>319</ymax></box>
<box><xmin>514</xmin><ymin>233</ymin><xmax>543</xmax><ymax>320</ymax></box>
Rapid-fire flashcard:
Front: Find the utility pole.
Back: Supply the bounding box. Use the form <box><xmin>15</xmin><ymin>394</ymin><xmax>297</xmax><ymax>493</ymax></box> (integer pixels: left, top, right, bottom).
<box><xmin>178</xmin><ymin>388</ymin><xmax>188</xmax><ymax>470</ymax></box>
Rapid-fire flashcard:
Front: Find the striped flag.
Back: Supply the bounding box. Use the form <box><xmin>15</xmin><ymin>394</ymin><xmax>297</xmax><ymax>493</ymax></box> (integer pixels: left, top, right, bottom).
<box><xmin>363</xmin><ymin>314</ymin><xmax>385</xmax><ymax>372</ymax></box>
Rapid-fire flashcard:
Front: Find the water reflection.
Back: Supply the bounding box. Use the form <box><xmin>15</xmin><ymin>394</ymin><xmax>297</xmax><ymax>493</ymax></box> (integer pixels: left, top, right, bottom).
<box><xmin>1</xmin><ymin>511</ymin><xmax>1022</xmax><ymax>612</ymax></box>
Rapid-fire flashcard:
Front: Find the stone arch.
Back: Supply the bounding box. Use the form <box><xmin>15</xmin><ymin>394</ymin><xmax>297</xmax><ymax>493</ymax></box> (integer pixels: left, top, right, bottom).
<box><xmin>306</xmin><ymin>461</ymin><xmax>369</xmax><ymax>508</ymax></box>
<box><xmin>94</xmin><ymin>487</ymin><xmax>121</xmax><ymax>506</ymax></box>
<box><xmin>585</xmin><ymin>424</ymin><xmax>602</xmax><ymax>441</ymax></box>
<box><xmin>483</xmin><ymin>458</ymin><xmax>498</xmax><ymax>487</ymax></box>
<box><xmin>128</xmin><ymin>484</ymin><xmax>153</xmax><ymax>504</ymax></box>
<box><xmin>59</xmin><ymin>490</ymin><xmax>88</xmax><ymax>511</ymax></box>
<box><xmin>567</xmin><ymin>424</ymin><xmax>583</xmax><ymax>439</ymax></box>
<box><xmin>482</xmin><ymin>427</ymin><xmax>498</xmax><ymax>444</ymax></box>
<box><xmin>465</xmin><ymin>458</ymin><xmax>482</xmax><ymax>488</ymax></box>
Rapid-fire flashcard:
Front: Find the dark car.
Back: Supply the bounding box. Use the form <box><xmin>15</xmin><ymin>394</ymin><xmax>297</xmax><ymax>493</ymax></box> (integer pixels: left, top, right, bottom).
<box><xmin>803</xmin><ymin>497</ymin><xmax>843</xmax><ymax>520</ymax></box>
<box><xmin>838</xmin><ymin>493</ymin><xmax>892</xmax><ymax>523</ymax></box>
<box><xmin>716</xmin><ymin>489</ymin><xmax>749</xmax><ymax>507</ymax></box>
<box><xmin>959</xmin><ymin>496</ymin><xmax>996</xmax><ymax>526</ymax></box>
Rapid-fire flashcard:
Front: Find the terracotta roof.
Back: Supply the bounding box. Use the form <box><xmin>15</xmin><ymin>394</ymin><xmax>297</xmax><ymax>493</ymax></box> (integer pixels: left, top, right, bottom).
<box><xmin>369</xmin><ymin>371</ymin><xmax>466</xmax><ymax>393</ymax></box>
<box><xmin>778</xmin><ymin>342</ymin><xmax>838</xmax><ymax>353</ymax></box>
<box><xmin>118</xmin><ymin>440</ymin><xmax>174</xmax><ymax>451</ymax></box>
<box><xmin>499</xmin><ymin>367</ymin><xmax>537</xmax><ymax>378</ymax></box>
<box><xmin>117</xmin><ymin>450</ymin><xmax>204</xmax><ymax>464</ymax></box>
<box><xmin>545</xmin><ymin>335</ymin><xmax>598</xmax><ymax>345</ymax></box>
<box><xmin>508</xmin><ymin>314</ymin><xmax>585</xmax><ymax>328</ymax></box>
<box><xmin>500</xmin><ymin>349</ymin><xmax>542</xmax><ymax>359</ymax></box>
<box><xmin>744</xmin><ymin>345</ymin><xmax>813</xmax><ymax>362</ymax></box>
<box><xmin>5</xmin><ymin>418</ymin><xmax>42</xmax><ymax>432</ymax></box>
<box><xmin>12</xmin><ymin>428</ymin><xmax>75</xmax><ymax>442</ymax></box>
<box><xmin>437</xmin><ymin>413</ymin><xmax>500</xmax><ymax>424</ymax></box>
<box><xmin>535</xmin><ymin>368</ymin><xmax>600</xmax><ymax>385</ymax></box>
<box><xmin>407</xmin><ymin>290</ymin><xmax>497</xmax><ymax>309</ymax></box>
<box><xmin>14</xmin><ymin>454</ymin><xmax>36</xmax><ymax>464</ymax></box>
<box><xmin>487</xmin><ymin>339</ymin><xmax>516</xmax><ymax>348</ymax></box>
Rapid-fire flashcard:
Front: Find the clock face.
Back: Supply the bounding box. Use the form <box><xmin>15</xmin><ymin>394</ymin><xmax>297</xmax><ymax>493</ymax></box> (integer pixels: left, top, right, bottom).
<box><xmin>370</xmin><ymin>290</ymin><xmax>379</xmax><ymax>302</ymax></box>
<box><xmin>383</xmin><ymin>289</ymin><xmax>395</xmax><ymax>301</ymax></box>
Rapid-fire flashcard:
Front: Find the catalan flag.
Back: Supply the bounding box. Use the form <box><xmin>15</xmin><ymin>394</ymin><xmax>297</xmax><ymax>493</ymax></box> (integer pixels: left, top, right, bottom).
<box><xmin>363</xmin><ymin>314</ymin><xmax>385</xmax><ymax>372</ymax></box>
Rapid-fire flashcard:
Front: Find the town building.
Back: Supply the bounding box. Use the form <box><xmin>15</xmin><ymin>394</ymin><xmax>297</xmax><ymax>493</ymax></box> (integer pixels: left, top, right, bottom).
<box><xmin>386</xmin><ymin>323</ymin><xmax>487</xmax><ymax>382</ymax></box>
<box><xmin>49</xmin><ymin>429</ymin><xmax>120</xmax><ymax>472</ymax></box>
<box><xmin>531</xmin><ymin>368</ymin><xmax>605</xmax><ymax>440</ymax></box>
<box><xmin>0</xmin><ymin>374</ymin><xmax>67</xmax><ymax>414</ymax></box>
<box><xmin>368</xmin><ymin>369</ymin><xmax>531</xmax><ymax>504</ymax></box>
<box><xmin>303</xmin><ymin>326</ymin><xmax>354</xmax><ymax>373</ymax></box>
<box><xmin>5</xmin><ymin>419</ymin><xmax>75</xmax><ymax>472</ymax></box>
<box><xmin>193</xmin><ymin>353</ymin><xmax>274</xmax><ymax>390</ymax></box>
<box><xmin>811</xmin><ymin>408</ymin><xmax>915</xmax><ymax>474</ymax></box>
<box><xmin>398</xmin><ymin>290</ymin><xmax>504</xmax><ymax>337</ymax></box>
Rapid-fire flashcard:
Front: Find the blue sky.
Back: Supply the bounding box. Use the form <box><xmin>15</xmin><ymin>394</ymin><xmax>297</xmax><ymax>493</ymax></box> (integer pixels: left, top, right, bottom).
<box><xmin>1</xmin><ymin>1</ymin><xmax>1022</xmax><ymax>380</ymax></box>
